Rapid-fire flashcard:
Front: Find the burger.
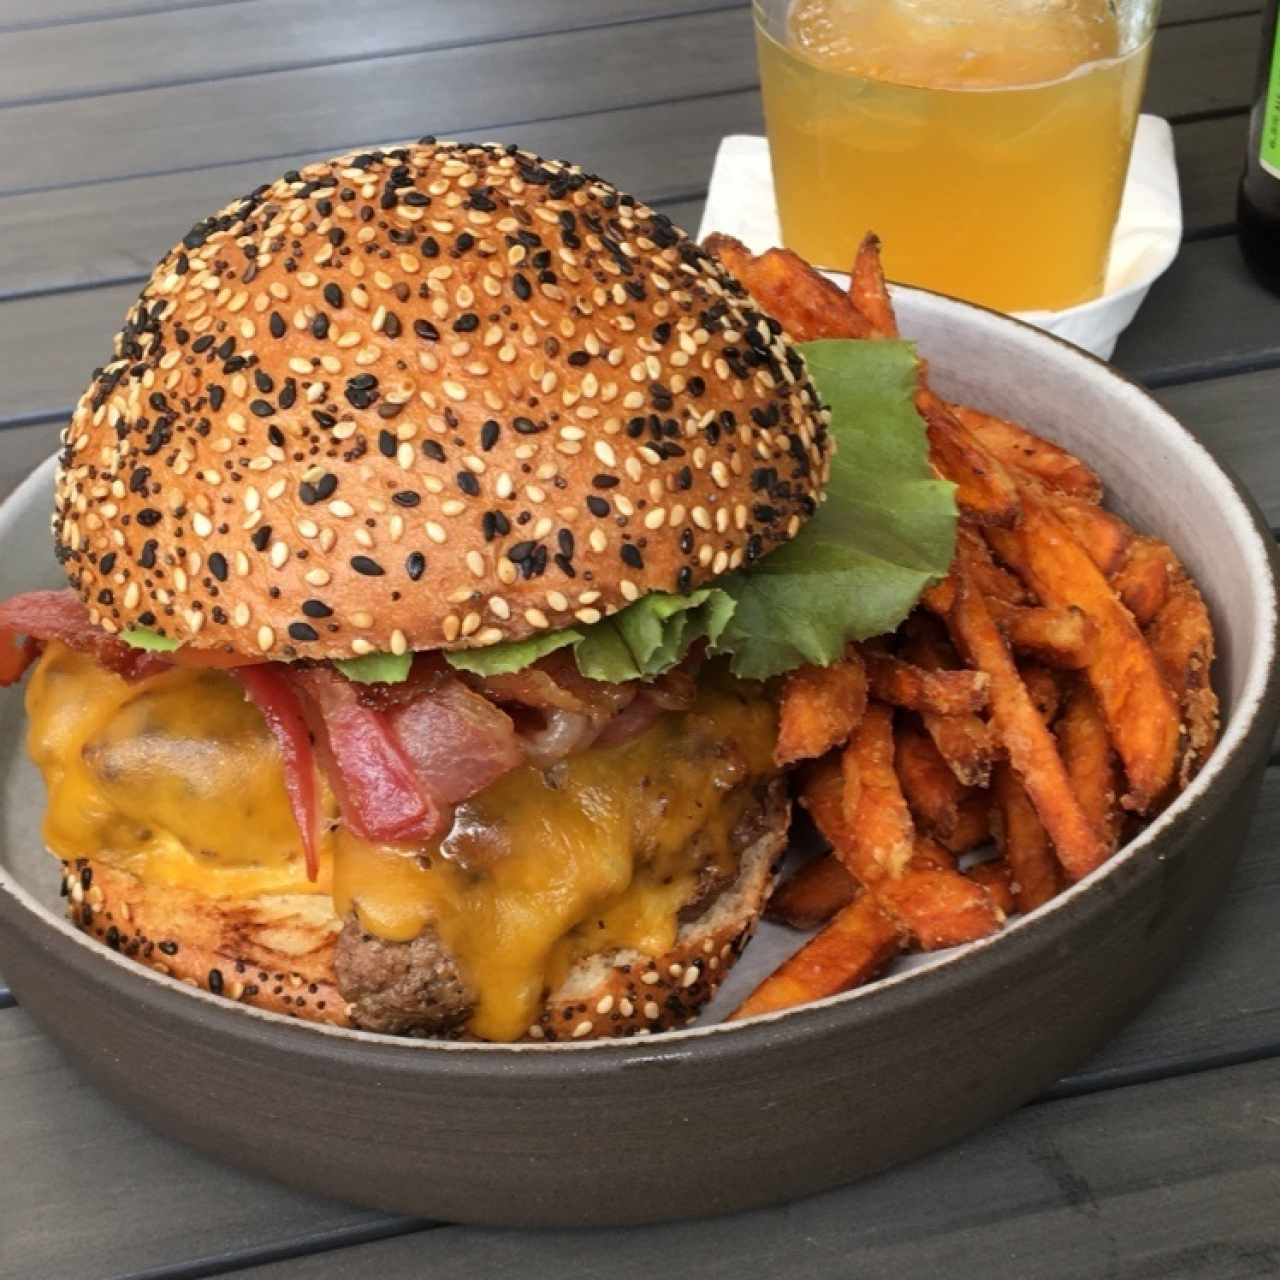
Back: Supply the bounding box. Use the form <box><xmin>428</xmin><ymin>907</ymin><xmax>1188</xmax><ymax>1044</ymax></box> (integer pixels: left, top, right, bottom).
<box><xmin>0</xmin><ymin>140</ymin><xmax>847</xmax><ymax>1043</ymax></box>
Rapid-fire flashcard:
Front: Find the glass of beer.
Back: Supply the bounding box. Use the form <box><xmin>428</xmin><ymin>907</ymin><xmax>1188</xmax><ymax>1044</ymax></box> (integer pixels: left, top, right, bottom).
<box><xmin>754</xmin><ymin>0</ymin><xmax>1159</xmax><ymax>312</ymax></box>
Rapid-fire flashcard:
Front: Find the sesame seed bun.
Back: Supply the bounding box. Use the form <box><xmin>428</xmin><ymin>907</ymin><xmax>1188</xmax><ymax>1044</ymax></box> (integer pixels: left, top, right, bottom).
<box><xmin>59</xmin><ymin>780</ymin><xmax>788</xmax><ymax>1040</ymax></box>
<box><xmin>56</xmin><ymin>140</ymin><xmax>830</xmax><ymax>662</ymax></box>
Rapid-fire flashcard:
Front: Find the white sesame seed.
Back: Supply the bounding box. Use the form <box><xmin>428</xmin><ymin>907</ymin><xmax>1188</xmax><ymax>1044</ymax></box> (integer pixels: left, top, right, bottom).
<box><xmin>257</xmin><ymin>625</ymin><xmax>275</xmax><ymax>651</ymax></box>
<box><xmin>572</xmin><ymin>1020</ymin><xmax>593</xmax><ymax>1039</ymax></box>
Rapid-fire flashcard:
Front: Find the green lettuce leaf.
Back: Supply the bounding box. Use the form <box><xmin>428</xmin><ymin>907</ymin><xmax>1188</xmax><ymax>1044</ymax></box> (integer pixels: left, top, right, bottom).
<box><xmin>333</xmin><ymin>652</ymin><xmax>413</xmax><ymax>684</ymax></box>
<box><xmin>120</xmin><ymin>627</ymin><xmax>181</xmax><ymax>652</ymax></box>
<box><xmin>444</xmin><ymin>589</ymin><xmax>736</xmax><ymax>682</ymax></box>
<box><xmin>711</xmin><ymin>339</ymin><xmax>957</xmax><ymax>678</ymax></box>
<box><xmin>440</xmin><ymin>338</ymin><xmax>957</xmax><ymax>684</ymax></box>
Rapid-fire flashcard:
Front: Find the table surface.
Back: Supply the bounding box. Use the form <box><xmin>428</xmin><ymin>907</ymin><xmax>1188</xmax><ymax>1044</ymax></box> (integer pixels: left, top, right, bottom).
<box><xmin>1</xmin><ymin>3</ymin><xmax>1277</xmax><ymax>1277</ymax></box>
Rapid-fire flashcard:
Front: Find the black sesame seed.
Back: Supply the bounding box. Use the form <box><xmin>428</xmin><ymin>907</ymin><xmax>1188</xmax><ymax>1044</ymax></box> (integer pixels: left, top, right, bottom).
<box><xmin>208</xmin><ymin>385</ymin><xmax>225</xmax><ymax>411</ymax></box>
<box><xmin>414</xmin><ymin>319</ymin><xmax>439</xmax><ymax>342</ymax></box>
<box><xmin>254</xmin><ymin>368</ymin><xmax>274</xmax><ymax>394</ymax></box>
<box><xmin>99</xmin><ymin>552</ymin><xmax>117</xmax><ymax>574</ymax></box>
<box><xmin>137</xmin><ymin>507</ymin><xmax>162</xmax><ymax>527</ymax></box>
<box><xmin>405</xmin><ymin>551</ymin><xmax>426</xmax><ymax>580</ymax></box>
<box><xmin>159</xmin><ymin>940</ymin><xmax>178</xmax><ymax>956</ymax></box>
<box><xmin>250</xmin><ymin>399</ymin><xmax>274</xmax><ymax>418</ymax></box>
<box><xmin>301</xmin><ymin>599</ymin><xmax>333</xmax><ymax>618</ymax></box>
<box><xmin>513</xmin><ymin>416</ymin><xmax>542</xmax><ymax>435</ymax></box>
<box><xmin>558</xmin><ymin>529</ymin><xmax>575</xmax><ymax>557</ymax></box>
<box><xmin>591</xmin><ymin>474</ymin><xmax>619</xmax><ymax>488</ymax></box>
<box><xmin>421</xmin><ymin>439</ymin><xmax>446</xmax><ymax>462</ymax></box>
<box><xmin>507</xmin><ymin>540</ymin><xmax>535</xmax><ymax>563</ymax></box>
<box><xmin>191</xmin><ymin>334</ymin><xmax>215</xmax><ymax>353</ymax></box>
<box><xmin>323</xmin><ymin>283</ymin><xmax>344</xmax><ymax>309</ymax></box>
<box><xmin>378</xmin><ymin>429</ymin><xmax>397</xmax><ymax>458</ymax></box>
<box><xmin>455</xmin><ymin>232</ymin><xmax>475</xmax><ymax>253</ymax></box>
<box><xmin>421</xmin><ymin>236</ymin><xmax>440</xmax><ymax>258</ymax></box>
<box><xmin>251</xmin><ymin>525</ymin><xmax>272</xmax><ymax>552</ymax></box>
<box><xmin>350</xmin><ymin>556</ymin><xmax>384</xmax><ymax>576</ymax></box>
<box><xmin>452</xmin><ymin>312</ymin><xmax>479</xmax><ymax>333</ymax></box>
<box><xmin>586</xmin><ymin>496</ymin><xmax>609</xmax><ymax>517</ymax></box>
<box><xmin>311</xmin><ymin>313</ymin><xmax>330</xmax><ymax>339</ymax></box>
<box><xmin>312</xmin><ymin>409</ymin><xmax>336</xmax><ymax>429</ymax></box>
<box><xmin>679</xmin><ymin>529</ymin><xmax>694</xmax><ymax>554</ymax></box>
<box><xmin>384</xmin><ymin>312</ymin><xmax>402</xmax><ymax>338</ymax></box>
<box><xmin>480</xmin><ymin>420</ymin><xmax>499</xmax><ymax>451</ymax></box>
<box><xmin>620</xmin><ymin>544</ymin><xmax>644</xmax><ymax>570</ymax></box>
<box><xmin>208</xmin><ymin>968</ymin><xmax>225</xmax><ymax>995</ymax></box>
<box><xmin>392</xmin><ymin>490</ymin><xmax>421</xmax><ymax>507</ymax></box>
<box><xmin>139</xmin><ymin>540</ymin><xmax>158</xmax><ymax>569</ymax></box>
<box><xmin>512</xmin><ymin>273</ymin><xmax>532</xmax><ymax>301</ymax></box>
<box><xmin>278</xmin><ymin>378</ymin><xmax>297</xmax><ymax>409</ymax></box>
<box><xmin>288</xmin><ymin>622</ymin><xmax>319</xmax><ymax>642</ymax></box>
<box><xmin>457</xmin><ymin>471</ymin><xmax>480</xmax><ymax>496</ymax></box>
<box><xmin>677</xmin><ymin>566</ymin><xmax>693</xmax><ymax>591</ymax></box>
<box><xmin>209</xmin><ymin>552</ymin><xmax>228</xmax><ymax>582</ymax></box>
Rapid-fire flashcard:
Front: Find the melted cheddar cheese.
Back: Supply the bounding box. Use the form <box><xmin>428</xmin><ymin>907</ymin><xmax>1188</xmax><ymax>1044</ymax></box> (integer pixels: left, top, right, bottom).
<box><xmin>26</xmin><ymin>642</ymin><xmax>777</xmax><ymax>1041</ymax></box>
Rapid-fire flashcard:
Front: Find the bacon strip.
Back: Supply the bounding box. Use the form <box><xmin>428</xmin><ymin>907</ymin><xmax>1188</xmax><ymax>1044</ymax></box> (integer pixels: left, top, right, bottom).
<box><xmin>386</xmin><ymin>675</ymin><xmax>523</xmax><ymax>804</ymax></box>
<box><xmin>292</xmin><ymin>667</ymin><xmax>443</xmax><ymax>844</ymax></box>
<box><xmin>233</xmin><ymin>664</ymin><xmax>322</xmax><ymax>880</ymax></box>
<box><xmin>0</xmin><ymin>589</ymin><xmax>169</xmax><ymax>683</ymax></box>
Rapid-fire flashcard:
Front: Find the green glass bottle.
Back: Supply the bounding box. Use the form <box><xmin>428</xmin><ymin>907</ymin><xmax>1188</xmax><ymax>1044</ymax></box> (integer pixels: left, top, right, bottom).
<box><xmin>1239</xmin><ymin>3</ymin><xmax>1280</xmax><ymax>292</ymax></box>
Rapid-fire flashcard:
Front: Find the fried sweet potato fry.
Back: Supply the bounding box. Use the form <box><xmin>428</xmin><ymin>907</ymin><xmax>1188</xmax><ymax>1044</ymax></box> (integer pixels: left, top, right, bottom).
<box><xmin>766</xmin><ymin>853</ymin><xmax>857</xmax><ymax>930</ymax></box>
<box><xmin>1146</xmin><ymin>571</ymin><xmax>1220</xmax><ymax>788</ymax></box>
<box><xmin>864</xmin><ymin>650</ymin><xmax>989</xmax><ymax>716</ymax></box>
<box><xmin>918</xmin><ymin>390</ymin><xmax>1022</xmax><ymax>526</ymax></box>
<box><xmin>987</xmin><ymin>490</ymin><xmax>1180</xmax><ymax>812</ymax></box>
<box><xmin>895</xmin><ymin>715</ymin><xmax>968</xmax><ymax>840</ymax></box>
<box><xmin>875</xmin><ymin>862</ymin><xmax>1003</xmax><ymax>949</ymax></box>
<box><xmin>1018</xmin><ymin>662</ymin><xmax>1065</xmax><ymax>724</ymax></box>
<box><xmin>986</xmin><ymin>598</ymin><xmax>1097</xmax><ymax>668</ymax></box>
<box><xmin>899</xmin><ymin>611</ymin><xmax>998</xmax><ymax>787</ymax></box>
<box><xmin>948</xmin><ymin>405</ymin><xmax>1103</xmax><ymax>502</ymax></box>
<box><xmin>775</xmin><ymin>653</ymin><xmax>868</xmax><ymax>767</ymax></box>
<box><xmin>729</xmin><ymin>895</ymin><xmax>903</xmax><ymax>1020</ymax></box>
<box><xmin>840</xmin><ymin>701</ymin><xmax>916</xmax><ymax>882</ymax></box>
<box><xmin>800</xmin><ymin>754</ymin><xmax>854</xmax><ymax>853</ymax></box>
<box><xmin>1040</xmin><ymin>489</ymin><xmax>1134</xmax><ymax>576</ymax></box>
<box><xmin>991</xmin><ymin>762</ymin><xmax>1063</xmax><ymax>911</ymax></box>
<box><xmin>1057</xmin><ymin>678</ymin><xmax>1121</xmax><ymax>853</ymax></box>
<box><xmin>703</xmin><ymin>234</ymin><xmax>874</xmax><ymax>341</ymax></box>
<box><xmin>947</xmin><ymin>565</ymin><xmax>1107</xmax><ymax>881</ymax></box>
<box><xmin>940</xmin><ymin>789</ymin><xmax>992</xmax><ymax>854</ymax></box>
<box><xmin>1111</xmin><ymin>536</ymin><xmax>1176</xmax><ymax>626</ymax></box>
<box><xmin>849</xmin><ymin>233</ymin><xmax>899</xmax><ymax>338</ymax></box>
<box><xmin>967</xmin><ymin>859</ymin><xmax>1017</xmax><ymax>916</ymax></box>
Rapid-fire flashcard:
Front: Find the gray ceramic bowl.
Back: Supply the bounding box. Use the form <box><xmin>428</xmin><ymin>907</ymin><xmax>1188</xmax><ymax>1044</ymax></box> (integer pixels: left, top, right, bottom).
<box><xmin>1</xmin><ymin>288</ymin><xmax>1276</xmax><ymax>1228</ymax></box>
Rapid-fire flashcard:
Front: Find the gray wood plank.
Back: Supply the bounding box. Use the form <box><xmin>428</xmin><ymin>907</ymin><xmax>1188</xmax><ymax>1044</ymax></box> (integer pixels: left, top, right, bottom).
<box><xmin>0</xmin><ymin>765</ymin><xmax>1274</xmax><ymax>1279</ymax></box>
<box><xmin>0</xmin><ymin>0</ymin><xmax>249</xmax><ymax>33</ymax></box>
<box><xmin>0</xmin><ymin>8</ymin><xmax>1252</xmax><ymax>199</ymax></box>
<box><xmin>1179</xmin><ymin>112</ymin><xmax>1248</xmax><ymax>238</ymax></box>
<box><xmin>0</xmin><ymin>0</ymin><xmax>745</xmax><ymax>108</ymax></box>
<box><xmin>186</xmin><ymin>1058</ymin><xmax>1280</xmax><ymax>1280</ymax></box>
<box><xmin>0</xmin><ymin>1011</ymin><xmax>407</xmax><ymax>1280</ymax></box>
<box><xmin>1161</xmin><ymin>0</ymin><xmax>1260</xmax><ymax>20</ymax></box>
<box><xmin>1112</xmin><ymin>234</ymin><xmax>1278</xmax><ymax>386</ymax></box>
<box><xmin>0</xmin><ymin>6</ymin><xmax>758</xmax><ymax>197</ymax></box>
<box><xmin>1153</xmin><ymin>367</ymin><xmax>1280</xmax><ymax>528</ymax></box>
<box><xmin>0</xmin><ymin>90</ymin><xmax>762</xmax><ymax>300</ymax></box>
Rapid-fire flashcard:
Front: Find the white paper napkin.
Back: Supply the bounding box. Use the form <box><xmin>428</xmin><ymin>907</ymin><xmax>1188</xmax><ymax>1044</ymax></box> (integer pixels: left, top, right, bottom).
<box><xmin>697</xmin><ymin>115</ymin><xmax>1181</xmax><ymax>360</ymax></box>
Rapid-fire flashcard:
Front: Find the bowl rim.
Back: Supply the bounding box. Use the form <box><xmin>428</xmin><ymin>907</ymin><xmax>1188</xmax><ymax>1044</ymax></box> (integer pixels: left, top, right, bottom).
<box><xmin>2</xmin><ymin>284</ymin><xmax>1277</xmax><ymax>1067</ymax></box>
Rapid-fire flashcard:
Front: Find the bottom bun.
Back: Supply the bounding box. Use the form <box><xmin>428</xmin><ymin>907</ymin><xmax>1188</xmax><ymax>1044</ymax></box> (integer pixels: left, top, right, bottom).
<box><xmin>58</xmin><ymin>779</ymin><xmax>790</xmax><ymax>1042</ymax></box>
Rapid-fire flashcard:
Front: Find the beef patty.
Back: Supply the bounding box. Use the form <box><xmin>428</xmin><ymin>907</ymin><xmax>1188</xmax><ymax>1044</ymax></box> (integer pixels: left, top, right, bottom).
<box><xmin>334</xmin><ymin>778</ymin><xmax>780</xmax><ymax>1037</ymax></box>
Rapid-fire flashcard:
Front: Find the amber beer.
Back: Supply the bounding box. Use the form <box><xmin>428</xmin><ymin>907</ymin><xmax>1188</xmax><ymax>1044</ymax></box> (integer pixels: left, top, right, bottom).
<box><xmin>755</xmin><ymin>0</ymin><xmax>1156</xmax><ymax>312</ymax></box>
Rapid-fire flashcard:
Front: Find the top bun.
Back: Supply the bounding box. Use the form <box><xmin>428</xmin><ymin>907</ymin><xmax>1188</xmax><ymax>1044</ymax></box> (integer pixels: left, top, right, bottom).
<box><xmin>56</xmin><ymin>140</ymin><xmax>831</xmax><ymax>661</ymax></box>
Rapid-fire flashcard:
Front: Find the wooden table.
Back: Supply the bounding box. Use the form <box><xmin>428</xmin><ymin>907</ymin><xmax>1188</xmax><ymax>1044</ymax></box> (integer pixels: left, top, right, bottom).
<box><xmin>1</xmin><ymin>3</ymin><xmax>1276</xmax><ymax>1276</ymax></box>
